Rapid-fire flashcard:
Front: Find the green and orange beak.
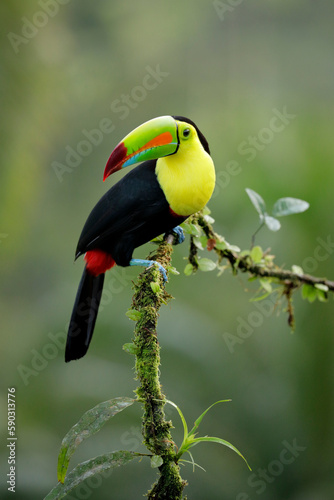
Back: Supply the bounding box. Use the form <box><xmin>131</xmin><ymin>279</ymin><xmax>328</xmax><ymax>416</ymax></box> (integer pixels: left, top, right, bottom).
<box><xmin>103</xmin><ymin>115</ymin><xmax>179</xmax><ymax>181</ymax></box>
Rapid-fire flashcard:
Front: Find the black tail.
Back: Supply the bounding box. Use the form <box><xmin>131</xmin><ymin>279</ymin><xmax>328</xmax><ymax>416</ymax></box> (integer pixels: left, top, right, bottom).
<box><xmin>65</xmin><ymin>267</ymin><xmax>105</xmax><ymax>362</ymax></box>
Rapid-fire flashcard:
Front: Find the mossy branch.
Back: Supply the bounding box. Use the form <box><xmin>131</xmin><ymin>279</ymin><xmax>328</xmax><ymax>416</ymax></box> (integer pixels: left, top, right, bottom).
<box><xmin>130</xmin><ymin>237</ymin><xmax>187</xmax><ymax>499</ymax></box>
<box><xmin>185</xmin><ymin>210</ymin><xmax>333</xmax><ymax>329</ymax></box>
<box><xmin>127</xmin><ymin>207</ymin><xmax>334</xmax><ymax>498</ymax></box>
<box><xmin>193</xmin><ymin>211</ymin><xmax>334</xmax><ymax>292</ymax></box>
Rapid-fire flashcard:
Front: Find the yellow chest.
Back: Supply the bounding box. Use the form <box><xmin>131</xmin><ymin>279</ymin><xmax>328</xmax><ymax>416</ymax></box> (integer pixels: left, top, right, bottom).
<box><xmin>156</xmin><ymin>144</ymin><xmax>215</xmax><ymax>216</ymax></box>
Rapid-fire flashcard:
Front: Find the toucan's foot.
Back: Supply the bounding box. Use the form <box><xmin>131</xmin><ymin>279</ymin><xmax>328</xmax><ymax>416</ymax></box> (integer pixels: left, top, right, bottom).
<box><xmin>130</xmin><ymin>258</ymin><xmax>168</xmax><ymax>282</ymax></box>
<box><xmin>164</xmin><ymin>226</ymin><xmax>185</xmax><ymax>245</ymax></box>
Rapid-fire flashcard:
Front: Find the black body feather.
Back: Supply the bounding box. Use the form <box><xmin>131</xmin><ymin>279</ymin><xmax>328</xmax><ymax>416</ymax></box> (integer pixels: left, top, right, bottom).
<box><xmin>76</xmin><ymin>161</ymin><xmax>185</xmax><ymax>266</ymax></box>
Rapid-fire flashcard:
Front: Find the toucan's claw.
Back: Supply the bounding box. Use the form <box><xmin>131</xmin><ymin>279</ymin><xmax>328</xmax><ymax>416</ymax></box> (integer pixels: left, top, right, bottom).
<box><xmin>148</xmin><ymin>262</ymin><xmax>168</xmax><ymax>282</ymax></box>
<box><xmin>164</xmin><ymin>226</ymin><xmax>185</xmax><ymax>245</ymax></box>
<box><xmin>130</xmin><ymin>259</ymin><xmax>168</xmax><ymax>282</ymax></box>
<box><xmin>172</xmin><ymin>226</ymin><xmax>185</xmax><ymax>245</ymax></box>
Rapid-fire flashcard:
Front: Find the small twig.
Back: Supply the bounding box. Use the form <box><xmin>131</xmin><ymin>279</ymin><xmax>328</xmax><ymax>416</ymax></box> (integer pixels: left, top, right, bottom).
<box><xmin>240</xmin><ymin>262</ymin><xmax>334</xmax><ymax>291</ymax></box>
<box><xmin>251</xmin><ymin>221</ymin><xmax>265</xmax><ymax>248</ymax></box>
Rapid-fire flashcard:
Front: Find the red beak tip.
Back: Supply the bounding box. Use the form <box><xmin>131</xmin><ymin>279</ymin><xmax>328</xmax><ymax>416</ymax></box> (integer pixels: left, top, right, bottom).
<box><xmin>102</xmin><ymin>142</ymin><xmax>127</xmax><ymax>181</ymax></box>
<box><xmin>102</xmin><ymin>169</ymin><xmax>108</xmax><ymax>182</ymax></box>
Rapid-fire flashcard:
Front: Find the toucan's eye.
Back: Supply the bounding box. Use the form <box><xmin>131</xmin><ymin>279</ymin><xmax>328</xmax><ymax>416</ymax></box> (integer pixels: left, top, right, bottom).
<box><xmin>183</xmin><ymin>128</ymin><xmax>191</xmax><ymax>138</ymax></box>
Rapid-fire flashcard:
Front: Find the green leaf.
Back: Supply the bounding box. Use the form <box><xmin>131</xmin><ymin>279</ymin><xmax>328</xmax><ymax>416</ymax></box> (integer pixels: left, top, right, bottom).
<box><xmin>184</xmin><ymin>263</ymin><xmax>194</xmax><ymax>276</ymax></box>
<box><xmin>215</xmin><ymin>237</ymin><xmax>240</xmax><ymax>253</ymax></box>
<box><xmin>272</xmin><ymin>197</ymin><xmax>310</xmax><ymax>217</ymax></box>
<box><xmin>217</xmin><ymin>264</ymin><xmax>228</xmax><ymax>276</ymax></box>
<box><xmin>189</xmin><ymin>223</ymin><xmax>201</xmax><ymax>236</ymax></box>
<box><xmin>259</xmin><ymin>279</ymin><xmax>272</xmax><ymax>293</ymax></box>
<box><xmin>166</xmin><ymin>400</ymin><xmax>250</xmax><ymax>472</ymax></box>
<box><xmin>301</xmin><ymin>284</ymin><xmax>317</xmax><ymax>303</ymax></box>
<box><xmin>194</xmin><ymin>234</ymin><xmax>208</xmax><ymax>250</ymax></box>
<box><xmin>314</xmin><ymin>283</ymin><xmax>328</xmax><ymax>302</ymax></box>
<box><xmin>226</xmin><ymin>243</ymin><xmax>241</xmax><ymax>253</ymax></box>
<box><xmin>314</xmin><ymin>283</ymin><xmax>329</xmax><ymax>292</ymax></box>
<box><xmin>316</xmin><ymin>289</ymin><xmax>328</xmax><ymax>302</ymax></box>
<box><xmin>57</xmin><ymin>398</ymin><xmax>134</xmax><ymax>483</ymax></box>
<box><xmin>125</xmin><ymin>309</ymin><xmax>142</xmax><ymax>321</ymax></box>
<box><xmin>180</xmin><ymin>454</ymin><xmax>206</xmax><ymax>472</ymax></box>
<box><xmin>203</xmin><ymin>214</ymin><xmax>215</xmax><ymax>224</ymax></box>
<box><xmin>182</xmin><ymin>222</ymin><xmax>201</xmax><ymax>236</ymax></box>
<box><xmin>151</xmin><ymin>455</ymin><xmax>163</xmax><ymax>468</ymax></box>
<box><xmin>166</xmin><ymin>400</ymin><xmax>189</xmax><ymax>444</ymax></box>
<box><xmin>250</xmin><ymin>246</ymin><xmax>263</xmax><ymax>263</ymax></box>
<box><xmin>168</xmin><ymin>266</ymin><xmax>180</xmax><ymax>276</ymax></box>
<box><xmin>245</xmin><ymin>188</ymin><xmax>266</xmax><ymax>219</ymax></box>
<box><xmin>193</xmin><ymin>237</ymin><xmax>205</xmax><ymax>250</ymax></box>
<box><xmin>150</xmin><ymin>282</ymin><xmax>160</xmax><ymax>294</ymax></box>
<box><xmin>199</xmin><ymin>235</ymin><xmax>209</xmax><ymax>249</ymax></box>
<box><xmin>198</xmin><ymin>258</ymin><xmax>216</xmax><ymax>272</ymax></box>
<box><xmin>201</xmin><ymin>206</ymin><xmax>211</xmax><ymax>216</ymax></box>
<box><xmin>46</xmin><ymin>451</ymin><xmax>137</xmax><ymax>500</ymax></box>
<box><xmin>264</xmin><ymin>254</ymin><xmax>275</xmax><ymax>265</ymax></box>
<box><xmin>122</xmin><ymin>343</ymin><xmax>137</xmax><ymax>355</ymax></box>
<box><xmin>249</xmin><ymin>292</ymin><xmax>271</xmax><ymax>302</ymax></box>
<box><xmin>264</xmin><ymin>215</ymin><xmax>281</xmax><ymax>232</ymax></box>
<box><xmin>215</xmin><ymin>240</ymin><xmax>226</xmax><ymax>250</ymax></box>
<box><xmin>292</xmin><ymin>265</ymin><xmax>304</xmax><ymax>275</ymax></box>
<box><xmin>180</xmin><ymin>221</ymin><xmax>191</xmax><ymax>233</ymax></box>
<box><xmin>188</xmin><ymin>400</ymin><xmax>231</xmax><ymax>438</ymax></box>
<box><xmin>188</xmin><ymin>437</ymin><xmax>251</xmax><ymax>471</ymax></box>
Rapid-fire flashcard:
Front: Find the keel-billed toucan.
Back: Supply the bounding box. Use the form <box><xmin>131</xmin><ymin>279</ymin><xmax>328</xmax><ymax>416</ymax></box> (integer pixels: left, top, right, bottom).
<box><xmin>65</xmin><ymin>115</ymin><xmax>215</xmax><ymax>362</ymax></box>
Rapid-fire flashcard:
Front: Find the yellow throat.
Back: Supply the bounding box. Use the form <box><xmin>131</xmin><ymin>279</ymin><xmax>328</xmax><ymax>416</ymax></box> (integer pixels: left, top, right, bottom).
<box><xmin>155</xmin><ymin>124</ymin><xmax>215</xmax><ymax>216</ymax></box>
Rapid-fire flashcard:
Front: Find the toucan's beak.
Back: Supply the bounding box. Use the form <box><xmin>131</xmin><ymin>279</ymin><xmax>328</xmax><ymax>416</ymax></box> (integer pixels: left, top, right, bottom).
<box><xmin>103</xmin><ymin>115</ymin><xmax>179</xmax><ymax>181</ymax></box>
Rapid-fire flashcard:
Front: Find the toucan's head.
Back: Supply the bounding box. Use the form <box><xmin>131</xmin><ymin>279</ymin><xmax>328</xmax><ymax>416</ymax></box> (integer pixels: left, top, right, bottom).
<box><xmin>103</xmin><ymin>115</ymin><xmax>210</xmax><ymax>181</ymax></box>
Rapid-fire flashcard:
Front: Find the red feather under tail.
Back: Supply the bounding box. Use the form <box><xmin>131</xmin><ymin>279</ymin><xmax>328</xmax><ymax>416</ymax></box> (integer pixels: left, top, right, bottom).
<box><xmin>84</xmin><ymin>249</ymin><xmax>116</xmax><ymax>276</ymax></box>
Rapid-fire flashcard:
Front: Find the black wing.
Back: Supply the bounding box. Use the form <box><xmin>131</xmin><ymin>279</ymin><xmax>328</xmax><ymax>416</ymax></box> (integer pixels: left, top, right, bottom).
<box><xmin>75</xmin><ymin>161</ymin><xmax>184</xmax><ymax>266</ymax></box>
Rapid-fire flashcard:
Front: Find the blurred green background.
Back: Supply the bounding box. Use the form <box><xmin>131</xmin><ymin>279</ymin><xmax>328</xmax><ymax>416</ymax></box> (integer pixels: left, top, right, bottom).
<box><xmin>1</xmin><ymin>1</ymin><xmax>334</xmax><ymax>499</ymax></box>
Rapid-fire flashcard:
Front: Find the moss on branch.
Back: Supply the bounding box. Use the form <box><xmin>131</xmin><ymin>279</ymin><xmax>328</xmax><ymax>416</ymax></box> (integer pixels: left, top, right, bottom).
<box><xmin>194</xmin><ymin>211</ymin><xmax>334</xmax><ymax>292</ymax></box>
<box><xmin>130</xmin><ymin>239</ymin><xmax>186</xmax><ymax>499</ymax></box>
<box><xmin>128</xmin><ymin>208</ymin><xmax>334</xmax><ymax>498</ymax></box>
